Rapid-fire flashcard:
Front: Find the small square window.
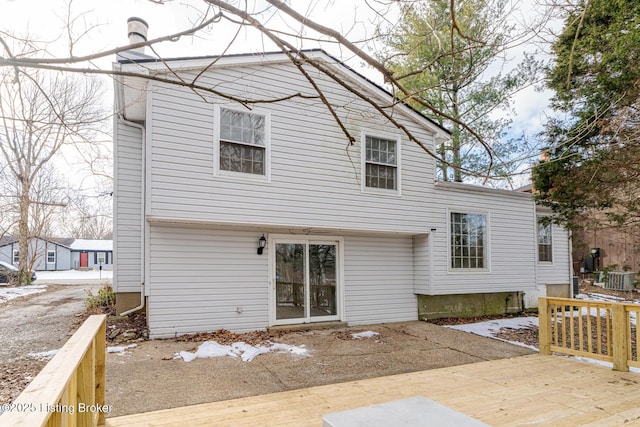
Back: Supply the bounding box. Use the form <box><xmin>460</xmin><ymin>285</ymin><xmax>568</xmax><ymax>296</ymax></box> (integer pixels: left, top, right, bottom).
<box><xmin>363</xmin><ymin>135</ymin><xmax>399</xmax><ymax>192</ymax></box>
<box><xmin>218</xmin><ymin>108</ymin><xmax>267</xmax><ymax>176</ymax></box>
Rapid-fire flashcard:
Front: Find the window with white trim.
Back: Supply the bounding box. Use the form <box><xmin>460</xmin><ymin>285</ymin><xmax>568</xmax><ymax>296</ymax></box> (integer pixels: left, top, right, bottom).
<box><xmin>219</xmin><ymin>108</ymin><xmax>266</xmax><ymax>175</ymax></box>
<box><xmin>47</xmin><ymin>250</ymin><xmax>55</xmax><ymax>264</ymax></box>
<box><xmin>364</xmin><ymin>135</ymin><xmax>398</xmax><ymax>191</ymax></box>
<box><xmin>537</xmin><ymin>219</ymin><xmax>552</xmax><ymax>262</ymax></box>
<box><xmin>98</xmin><ymin>252</ymin><xmax>106</xmax><ymax>264</ymax></box>
<box><xmin>12</xmin><ymin>250</ymin><xmax>18</xmax><ymax>264</ymax></box>
<box><xmin>450</xmin><ymin>212</ymin><xmax>487</xmax><ymax>269</ymax></box>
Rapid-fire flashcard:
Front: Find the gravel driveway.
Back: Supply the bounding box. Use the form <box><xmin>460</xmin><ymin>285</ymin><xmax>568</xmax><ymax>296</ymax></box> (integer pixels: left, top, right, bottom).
<box><xmin>0</xmin><ymin>282</ymin><xmax>101</xmax><ymax>404</ymax></box>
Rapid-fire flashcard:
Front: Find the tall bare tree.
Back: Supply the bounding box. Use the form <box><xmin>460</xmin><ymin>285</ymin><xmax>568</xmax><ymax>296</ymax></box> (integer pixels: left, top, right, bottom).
<box><xmin>0</xmin><ymin>1</ymin><xmax>552</xmax><ymax>181</ymax></box>
<box><xmin>59</xmin><ymin>191</ymin><xmax>113</xmax><ymax>240</ymax></box>
<box><xmin>0</xmin><ymin>65</ymin><xmax>104</xmax><ymax>284</ymax></box>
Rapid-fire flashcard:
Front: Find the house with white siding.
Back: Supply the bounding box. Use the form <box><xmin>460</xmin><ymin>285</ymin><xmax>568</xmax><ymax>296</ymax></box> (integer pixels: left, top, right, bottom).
<box><xmin>113</xmin><ymin>23</ymin><xmax>571</xmax><ymax>338</ymax></box>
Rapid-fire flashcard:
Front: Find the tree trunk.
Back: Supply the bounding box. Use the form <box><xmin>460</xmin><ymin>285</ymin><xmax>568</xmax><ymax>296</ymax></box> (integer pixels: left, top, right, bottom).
<box><xmin>451</xmin><ymin>100</ymin><xmax>462</xmax><ymax>182</ymax></box>
<box><xmin>17</xmin><ymin>178</ymin><xmax>31</xmax><ymax>286</ymax></box>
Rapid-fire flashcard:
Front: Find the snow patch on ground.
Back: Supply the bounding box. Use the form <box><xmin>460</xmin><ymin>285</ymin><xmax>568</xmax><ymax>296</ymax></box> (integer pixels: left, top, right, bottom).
<box><xmin>351</xmin><ymin>331</ymin><xmax>379</xmax><ymax>339</ymax></box>
<box><xmin>107</xmin><ymin>344</ymin><xmax>137</xmax><ymax>354</ymax></box>
<box><xmin>28</xmin><ymin>349</ymin><xmax>59</xmax><ymax>360</ymax></box>
<box><xmin>447</xmin><ymin>317</ymin><xmax>539</xmax><ymax>336</ymax></box>
<box><xmin>176</xmin><ymin>341</ymin><xmax>309</xmax><ymax>363</ymax></box>
<box><xmin>0</xmin><ymin>284</ymin><xmax>48</xmax><ymax>304</ymax></box>
<box><xmin>447</xmin><ymin>311</ymin><xmax>640</xmax><ymax>373</ymax></box>
<box><xmin>36</xmin><ymin>270</ymin><xmax>113</xmax><ymax>281</ymax></box>
<box><xmin>446</xmin><ymin>317</ymin><xmax>540</xmax><ymax>352</ymax></box>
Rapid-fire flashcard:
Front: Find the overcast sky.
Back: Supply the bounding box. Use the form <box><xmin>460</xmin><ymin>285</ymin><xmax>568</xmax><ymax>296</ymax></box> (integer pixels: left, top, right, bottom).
<box><xmin>1</xmin><ymin>0</ymin><xmax>556</xmax><ymax>185</ymax></box>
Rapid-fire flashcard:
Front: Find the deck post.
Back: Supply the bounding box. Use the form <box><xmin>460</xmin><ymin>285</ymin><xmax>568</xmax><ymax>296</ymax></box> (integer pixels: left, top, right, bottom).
<box><xmin>96</xmin><ymin>317</ymin><xmax>107</xmax><ymax>425</ymax></box>
<box><xmin>538</xmin><ymin>297</ymin><xmax>552</xmax><ymax>355</ymax></box>
<box><xmin>611</xmin><ymin>304</ymin><xmax>629</xmax><ymax>372</ymax></box>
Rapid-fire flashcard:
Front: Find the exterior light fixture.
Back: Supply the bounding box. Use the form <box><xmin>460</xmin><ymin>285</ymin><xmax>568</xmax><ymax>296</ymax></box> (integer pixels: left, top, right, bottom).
<box><xmin>257</xmin><ymin>234</ymin><xmax>267</xmax><ymax>255</ymax></box>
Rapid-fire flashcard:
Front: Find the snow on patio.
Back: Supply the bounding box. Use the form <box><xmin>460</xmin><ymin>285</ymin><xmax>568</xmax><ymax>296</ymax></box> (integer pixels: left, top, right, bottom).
<box><xmin>108</xmin><ymin>344</ymin><xmax>138</xmax><ymax>354</ymax></box>
<box><xmin>176</xmin><ymin>341</ymin><xmax>309</xmax><ymax>363</ymax></box>
<box><xmin>351</xmin><ymin>331</ymin><xmax>379</xmax><ymax>339</ymax></box>
<box><xmin>0</xmin><ymin>284</ymin><xmax>48</xmax><ymax>304</ymax></box>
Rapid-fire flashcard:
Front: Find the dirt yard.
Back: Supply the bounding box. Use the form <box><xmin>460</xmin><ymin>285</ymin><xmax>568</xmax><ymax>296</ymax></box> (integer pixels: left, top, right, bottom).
<box><xmin>0</xmin><ymin>283</ymin><xmax>101</xmax><ymax>405</ymax></box>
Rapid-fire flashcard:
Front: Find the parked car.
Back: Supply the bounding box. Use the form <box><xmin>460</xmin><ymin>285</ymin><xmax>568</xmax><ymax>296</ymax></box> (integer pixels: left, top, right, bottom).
<box><xmin>0</xmin><ymin>261</ymin><xmax>37</xmax><ymax>284</ymax></box>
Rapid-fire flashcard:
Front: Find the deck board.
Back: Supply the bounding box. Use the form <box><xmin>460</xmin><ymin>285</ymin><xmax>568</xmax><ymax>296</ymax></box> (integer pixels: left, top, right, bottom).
<box><xmin>105</xmin><ymin>355</ymin><xmax>640</xmax><ymax>426</ymax></box>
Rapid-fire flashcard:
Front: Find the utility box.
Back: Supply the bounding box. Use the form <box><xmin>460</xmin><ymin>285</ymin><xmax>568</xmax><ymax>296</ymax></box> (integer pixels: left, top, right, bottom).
<box><xmin>606</xmin><ymin>272</ymin><xmax>636</xmax><ymax>291</ymax></box>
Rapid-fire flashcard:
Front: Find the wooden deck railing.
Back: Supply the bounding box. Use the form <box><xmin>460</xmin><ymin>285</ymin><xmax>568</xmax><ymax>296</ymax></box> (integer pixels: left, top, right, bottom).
<box><xmin>539</xmin><ymin>297</ymin><xmax>640</xmax><ymax>371</ymax></box>
<box><xmin>1</xmin><ymin>314</ymin><xmax>107</xmax><ymax>426</ymax></box>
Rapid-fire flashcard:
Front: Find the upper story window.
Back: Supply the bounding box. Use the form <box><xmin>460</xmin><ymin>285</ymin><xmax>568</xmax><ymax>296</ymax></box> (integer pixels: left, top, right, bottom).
<box><xmin>12</xmin><ymin>250</ymin><xmax>18</xmax><ymax>264</ymax></box>
<box><xmin>218</xmin><ymin>108</ymin><xmax>267</xmax><ymax>176</ymax></box>
<box><xmin>47</xmin><ymin>250</ymin><xmax>55</xmax><ymax>264</ymax></box>
<box><xmin>363</xmin><ymin>134</ymin><xmax>400</xmax><ymax>193</ymax></box>
<box><xmin>537</xmin><ymin>218</ymin><xmax>552</xmax><ymax>263</ymax></box>
<box><xmin>450</xmin><ymin>212</ymin><xmax>487</xmax><ymax>270</ymax></box>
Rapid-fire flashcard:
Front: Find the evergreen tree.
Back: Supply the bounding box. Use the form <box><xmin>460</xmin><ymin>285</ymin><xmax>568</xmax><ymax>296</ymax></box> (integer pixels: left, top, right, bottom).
<box><xmin>382</xmin><ymin>0</ymin><xmax>539</xmax><ymax>182</ymax></box>
<box><xmin>533</xmin><ymin>0</ymin><xmax>640</xmax><ymax>229</ymax></box>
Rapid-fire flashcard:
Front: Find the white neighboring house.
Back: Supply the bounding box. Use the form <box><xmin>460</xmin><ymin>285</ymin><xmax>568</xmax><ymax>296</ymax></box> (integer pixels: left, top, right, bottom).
<box><xmin>113</xmin><ymin>24</ymin><xmax>572</xmax><ymax>338</ymax></box>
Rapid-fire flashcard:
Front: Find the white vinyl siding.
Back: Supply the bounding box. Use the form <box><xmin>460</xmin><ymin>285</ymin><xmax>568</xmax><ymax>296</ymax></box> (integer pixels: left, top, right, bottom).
<box><xmin>412</xmin><ymin>234</ymin><xmax>431</xmax><ymax>294</ymax></box>
<box><xmin>343</xmin><ymin>235</ymin><xmax>417</xmax><ymax>325</ymax></box>
<box><xmin>537</xmin><ymin>221</ymin><xmax>571</xmax><ymax>287</ymax></box>
<box><xmin>113</xmin><ymin>120</ymin><xmax>143</xmax><ymax>293</ymax></box>
<box><xmin>429</xmin><ymin>182</ymin><xmax>537</xmax><ymax>295</ymax></box>
<box><xmin>145</xmin><ymin>226</ymin><xmax>418</xmax><ymax>337</ymax></box>
<box><xmin>147</xmin><ymin>225</ymin><xmax>269</xmax><ymax>338</ymax></box>
<box><xmin>114</xmin><ymin>53</ymin><xmax>575</xmax><ymax>334</ymax></box>
<box><xmin>146</xmin><ymin>63</ymin><xmax>433</xmax><ymax>233</ymax></box>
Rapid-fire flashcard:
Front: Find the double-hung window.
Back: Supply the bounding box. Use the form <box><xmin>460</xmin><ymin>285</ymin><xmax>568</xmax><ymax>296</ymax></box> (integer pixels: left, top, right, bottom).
<box><xmin>47</xmin><ymin>250</ymin><xmax>55</xmax><ymax>264</ymax></box>
<box><xmin>363</xmin><ymin>135</ymin><xmax>399</xmax><ymax>192</ymax></box>
<box><xmin>218</xmin><ymin>108</ymin><xmax>267</xmax><ymax>176</ymax></box>
<box><xmin>537</xmin><ymin>219</ymin><xmax>552</xmax><ymax>262</ymax></box>
<box><xmin>450</xmin><ymin>212</ymin><xmax>487</xmax><ymax>270</ymax></box>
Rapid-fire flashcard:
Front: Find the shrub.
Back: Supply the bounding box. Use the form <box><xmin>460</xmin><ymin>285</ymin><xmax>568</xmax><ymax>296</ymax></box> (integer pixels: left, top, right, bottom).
<box><xmin>86</xmin><ymin>283</ymin><xmax>116</xmax><ymax>313</ymax></box>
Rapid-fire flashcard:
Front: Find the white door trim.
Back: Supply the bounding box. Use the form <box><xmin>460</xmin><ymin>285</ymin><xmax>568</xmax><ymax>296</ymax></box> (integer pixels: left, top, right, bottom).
<box><xmin>268</xmin><ymin>234</ymin><xmax>344</xmax><ymax>327</ymax></box>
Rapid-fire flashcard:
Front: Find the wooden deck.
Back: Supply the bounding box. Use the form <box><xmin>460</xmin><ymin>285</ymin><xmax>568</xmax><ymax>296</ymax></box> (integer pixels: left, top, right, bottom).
<box><xmin>105</xmin><ymin>354</ymin><xmax>640</xmax><ymax>426</ymax></box>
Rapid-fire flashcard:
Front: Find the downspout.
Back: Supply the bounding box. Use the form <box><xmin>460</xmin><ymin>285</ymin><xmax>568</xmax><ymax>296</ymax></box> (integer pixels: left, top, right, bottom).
<box><xmin>119</xmin><ymin>114</ymin><xmax>146</xmax><ymax>317</ymax></box>
<box><xmin>114</xmin><ymin>67</ymin><xmax>146</xmax><ymax>317</ymax></box>
<box><xmin>569</xmin><ymin>229</ymin><xmax>574</xmax><ymax>297</ymax></box>
<box><xmin>120</xmin><ymin>115</ymin><xmax>146</xmax><ymax>317</ymax></box>
<box><xmin>532</xmin><ymin>201</ymin><xmax>539</xmax><ymax>305</ymax></box>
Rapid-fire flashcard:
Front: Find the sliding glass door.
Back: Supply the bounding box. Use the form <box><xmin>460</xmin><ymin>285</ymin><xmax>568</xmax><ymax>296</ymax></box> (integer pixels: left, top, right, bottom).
<box><xmin>273</xmin><ymin>239</ymin><xmax>339</xmax><ymax>324</ymax></box>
